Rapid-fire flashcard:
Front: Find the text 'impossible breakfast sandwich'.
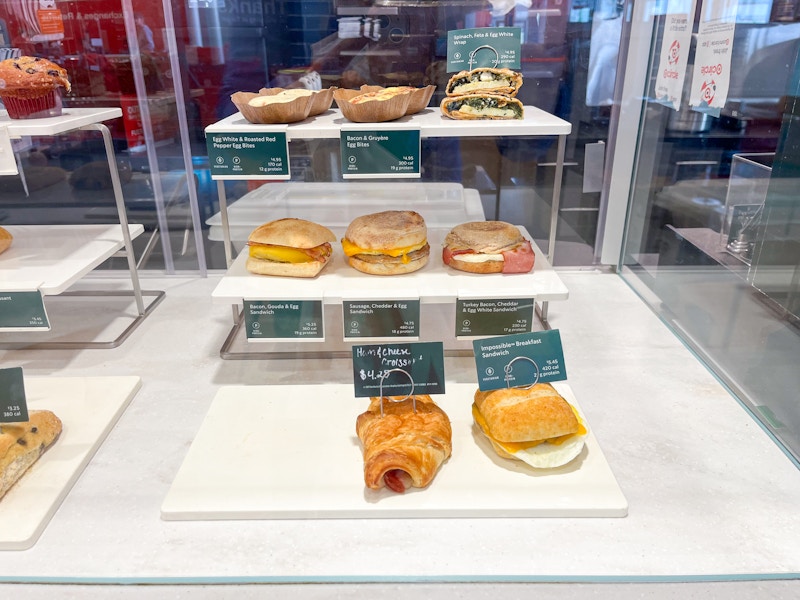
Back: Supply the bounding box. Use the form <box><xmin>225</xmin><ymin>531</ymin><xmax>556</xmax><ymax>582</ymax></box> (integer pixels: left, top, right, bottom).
<box><xmin>472</xmin><ymin>383</ymin><xmax>588</xmax><ymax>469</ymax></box>
<box><xmin>442</xmin><ymin>221</ymin><xmax>534</xmax><ymax>274</ymax></box>
<box><xmin>342</xmin><ymin>210</ymin><xmax>429</xmax><ymax>275</ymax></box>
<box><xmin>246</xmin><ymin>218</ymin><xmax>336</xmax><ymax>278</ymax></box>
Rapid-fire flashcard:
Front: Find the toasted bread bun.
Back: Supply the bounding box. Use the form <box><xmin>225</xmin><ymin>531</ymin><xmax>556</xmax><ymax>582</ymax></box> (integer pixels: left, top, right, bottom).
<box><xmin>0</xmin><ymin>226</ymin><xmax>11</xmax><ymax>255</ymax></box>
<box><xmin>445</xmin><ymin>221</ymin><xmax>523</xmax><ymax>253</ymax></box>
<box><xmin>473</xmin><ymin>383</ymin><xmax>579</xmax><ymax>443</ymax></box>
<box><xmin>345</xmin><ymin>210</ymin><xmax>426</xmax><ymax>250</ymax></box>
<box><xmin>248</xmin><ymin>218</ymin><xmax>335</xmax><ymax>248</ymax></box>
<box><xmin>246</xmin><ymin>218</ymin><xmax>336</xmax><ymax>278</ymax></box>
<box><xmin>343</xmin><ymin>211</ymin><xmax>429</xmax><ymax>275</ymax></box>
<box><xmin>443</xmin><ymin>221</ymin><xmax>533</xmax><ymax>274</ymax></box>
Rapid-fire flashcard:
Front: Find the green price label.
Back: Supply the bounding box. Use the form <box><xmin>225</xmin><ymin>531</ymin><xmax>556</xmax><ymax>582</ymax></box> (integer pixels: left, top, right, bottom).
<box><xmin>456</xmin><ymin>298</ymin><xmax>534</xmax><ymax>337</ymax></box>
<box><xmin>472</xmin><ymin>330</ymin><xmax>567</xmax><ymax>392</ymax></box>
<box><xmin>341</xmin><ymin>128</ymin><xmax>420</xmax><ymax>179</ymax></box>
<box><xmin>0</xmin><ymin>291</ymin><xmax>49</xmax><ymax>330</ymax></box>
<box><xmin>207</xmin><ymin>131</ymin><xmax>289</xmax><ymax>179</ymax></box>
<box><xmin>352</xmin><ymin>341</ymin><xmax>445</xmax><ymax>398</ymax></box>
<box><xmin>0</xmin><ymin>367</ymin><xmax>29</xmax><ymax>423</ymax></box>
<box><xmin>447</xmin><ymin>27</ymin><xmax>522</xmax><ymax>72</ymax></box>
<box><xmin>244</xmin><ymin>300</ymin><xmax>323</xmax><ymax>340</ymax></box>
<box><xmin>344</xmin><ymin>300</ymin><xmax>420</xmax><ymax>339</ymax></box>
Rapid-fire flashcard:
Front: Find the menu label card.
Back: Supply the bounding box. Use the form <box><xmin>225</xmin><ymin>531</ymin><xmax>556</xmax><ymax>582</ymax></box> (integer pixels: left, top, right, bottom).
<box><xmin>343</xmin><ymin>300</ymin><xmax>420</xmax><ymax>339</ymax></box>
<box><xmin>244</xmin><ymin>299</ymin><xmax>323</xmax><ymax>340</ymax></box>
<box><xmin>447</xmin><ymin>27</ymin><xmax>522</xmax><ymax>72</ymax></box>
<box><xmin>456</xmin><ymin>297</ymin><xmax>533</xmax><ymax>337</ymax></box>
<box><xmin>0</xmin><ymin>291</ymin><xmax>50</xmax><ymax>330</ymax></box>
<box><xmin>473</xmin><ymin>330</ymin><xmax>566</xmax><ymax>392</ymax></box>
<box><xmin>0</xmin><ymin>367</ymin><xmax>29</xmax><ymax>423</ymax></box>
<box><xmin>207</xmin><ymin>131</ymin><xmax>290</xmax><ymax>179</ymax></box>
<box><xmin>352</xmin><ymin>341</ymin><xmax>444</xmax><ymax>398</ymax></box>
<box><xmin>341</xmin><ymin>128</ymin><xmax>420</xmax><ymax>179</ymax></box>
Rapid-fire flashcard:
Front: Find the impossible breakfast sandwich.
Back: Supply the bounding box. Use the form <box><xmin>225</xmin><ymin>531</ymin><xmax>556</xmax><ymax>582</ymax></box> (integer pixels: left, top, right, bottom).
<box><xmin>472</xmin><ymin>383</ymin><xmax>588</xmax><ymax>469</ymax></box>
<box><xmin>442</xmin><ymin>221</ymin><xmax>534</xmax><ymax>274</ymax></box>
<box><xmin>342</xmin><ymin>210</ymin><xmax>429</xmax><ymax>275</ymax></box>
<box><xmin>445</xmin><ymin>67</ymin><xmax>523</xmax><ymax>97</ymax></box>
<box><xmin>356</xmin><ymin>394</ymin><xmax>452</xmax><ymax>493</ymax></box>
<box><xmin>245</xmin><ymin>218</ymin><xmax>336</xmax><ymax>278</ymax></box>
<box><xmin>440</xmin><ymin>93</ymin><xmax>523</xmax><ymax>120</ymax></box>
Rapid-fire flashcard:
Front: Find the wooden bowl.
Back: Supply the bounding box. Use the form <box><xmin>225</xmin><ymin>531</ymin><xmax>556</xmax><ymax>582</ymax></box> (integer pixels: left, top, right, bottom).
<box><xmin>231</xmin><ymin>90</ymin><xmax>313</xmax><ymax>124</ymax></box>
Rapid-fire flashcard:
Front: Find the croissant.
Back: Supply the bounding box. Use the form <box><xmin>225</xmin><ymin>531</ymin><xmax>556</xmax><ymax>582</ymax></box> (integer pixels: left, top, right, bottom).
<box><xmin>356</xmin><ymin>395</ymin><xmax>452</xmax><ymax>493</ymax></box>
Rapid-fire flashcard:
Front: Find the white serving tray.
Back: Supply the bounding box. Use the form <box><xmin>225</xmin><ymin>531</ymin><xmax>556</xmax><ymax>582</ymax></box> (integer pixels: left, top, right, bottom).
<box><xmin>0</xmin><ymin>107</ymin><xmax>122</xmax><ymax>138</ymax></box>
<box><xmin>161</xmin><ymin>382</ymin><xmax>627</xmax><ymax>520</ymax></box>
<box><xmin>0</xmin><ymin>224</ymin><xmax>143</xmax><ymax>295</ymax></box>
<box><xmin>206</xmin><ymin>105</ymin><xmax>571</xmax><ymax>139</ymax></box>
<box><xmin>211</xmin><ymin>226</ymin><xmax>567</xmax><ymax>305</ymax></box>
<box><xmin>0</xmin><ymin>376</ymin><xmax>140</xmax><ymax>550</ymax></box>
<box><xmin>206</xmin><ymin>182</ymin><xmax>486</xmax><ymax>242</ymax></box>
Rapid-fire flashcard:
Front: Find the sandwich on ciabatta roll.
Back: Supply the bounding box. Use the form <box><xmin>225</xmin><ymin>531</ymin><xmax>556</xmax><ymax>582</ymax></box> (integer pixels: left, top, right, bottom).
<box><xmin>442</xmin><ymin>221</ymin><xmax>534</xmax><ymax>274</ymax></box>
<box><xmin>245</xmin><ymin>218</ymin><xmax>336</xmax><ymax>278</ymax></box>
<box><xmin>472</xmin><ymin>383</ymin><xmax>588</xmax><ymax>469</ymax></box>
<box><xmin>342</xmin><ymin>210</ymin><xmax>429</xmax><ymax>275</ymax></box>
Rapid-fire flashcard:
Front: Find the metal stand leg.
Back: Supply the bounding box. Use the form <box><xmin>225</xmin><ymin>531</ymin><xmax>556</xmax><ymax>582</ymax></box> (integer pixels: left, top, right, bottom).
<box><xmin>81</xmin><ymin>123</ymin><xmax>145</xmax><ymax>316</ymax></box>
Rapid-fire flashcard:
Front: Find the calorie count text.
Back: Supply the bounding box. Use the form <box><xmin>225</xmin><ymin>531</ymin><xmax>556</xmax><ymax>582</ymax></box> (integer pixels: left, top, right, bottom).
<box><xmin>3</xmin><ymin>405</ymin><xmax>22</xmax><ymax>419</ymax></box>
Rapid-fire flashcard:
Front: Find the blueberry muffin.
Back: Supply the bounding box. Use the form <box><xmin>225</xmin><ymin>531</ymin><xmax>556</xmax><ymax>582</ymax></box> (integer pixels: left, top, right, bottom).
<box><xmin>0</xmin><ymin>56</ymin><xmax>71</xmax><ymax>119</ymax></box>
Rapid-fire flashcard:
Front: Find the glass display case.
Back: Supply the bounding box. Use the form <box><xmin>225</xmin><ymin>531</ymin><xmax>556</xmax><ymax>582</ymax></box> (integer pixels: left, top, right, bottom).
<box><xmin>0</xmin><ymin>0</ymin><xmax>799</xmax><ymax>594</ymax></box>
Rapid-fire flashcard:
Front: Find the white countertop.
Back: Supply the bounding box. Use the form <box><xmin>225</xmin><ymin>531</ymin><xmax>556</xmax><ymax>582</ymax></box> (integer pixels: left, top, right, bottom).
<box><xmin>0</xmin><ymin>271</ymin><xmax>799</xmax><ymax>587</ymax></box>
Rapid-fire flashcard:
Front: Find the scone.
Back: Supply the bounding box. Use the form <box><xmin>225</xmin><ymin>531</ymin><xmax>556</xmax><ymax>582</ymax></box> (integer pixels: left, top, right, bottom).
<box><xmin>0</xmin><ymin>410</ymin><xmax>63</xmax><ymax>499</ymax></box>
<box><xmin>0</xmin><ymin>56</ymin><xmax>71</xmax><ymax>119</ymax></box>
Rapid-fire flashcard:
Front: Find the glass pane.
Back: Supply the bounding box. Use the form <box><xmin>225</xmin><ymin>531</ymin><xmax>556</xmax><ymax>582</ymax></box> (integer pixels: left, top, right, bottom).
<box><xmin>621</xmin><ymin>4</ymin><xmax>800</xmax><ymax>461</ymax></box>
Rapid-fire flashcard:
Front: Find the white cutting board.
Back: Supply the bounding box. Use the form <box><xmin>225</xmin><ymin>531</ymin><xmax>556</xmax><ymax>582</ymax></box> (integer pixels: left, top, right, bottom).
<box><xmin>0</xmin><ymin>376</ymin><xmax>140</xmax><ymax>550</ymax></box>
<box><xmin>162</xmin><ymin>382</ymin><xmax>627</xmax><ymax>519</ymax></box>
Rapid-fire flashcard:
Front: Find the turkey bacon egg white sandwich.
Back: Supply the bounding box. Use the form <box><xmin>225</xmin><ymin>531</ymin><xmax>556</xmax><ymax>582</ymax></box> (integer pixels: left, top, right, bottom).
<box><xmin>246</xmin><ymin>218</ymin><xmax>336</xmax><ymax>278</ymax></box>
<box><xmin>472</xmin><ymin>383</ymin><xmax>588</xmax><ymax>469</ymax></box>
<box><xmin>442</xmin><ymin>220</ymin><xmax>534</xmax><ymax>274</ymax></box>
<box><xmin>342</xmin><ymin>210</ymin><xmax>429</xmax><ymax>275</ymax></box>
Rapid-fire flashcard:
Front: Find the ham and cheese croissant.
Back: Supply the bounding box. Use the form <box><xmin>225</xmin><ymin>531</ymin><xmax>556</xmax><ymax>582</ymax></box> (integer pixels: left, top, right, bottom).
<box><xmin>356</xmin><ymin>395</ymin><xmax>452</xmax><ymax>493</ymax></box>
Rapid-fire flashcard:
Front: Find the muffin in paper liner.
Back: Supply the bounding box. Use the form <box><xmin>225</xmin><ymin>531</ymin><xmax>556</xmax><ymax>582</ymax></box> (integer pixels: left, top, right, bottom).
<box><xmin>334</xmin><ymin>87</ymin><xmax>413</xmax><ymax>123</ymax></box>
<box><xmin>231</xmin><ymin>90</ymin><xmax>313</xmax><ymax>124</ymax></box>
<box><xmin>0</xmin><ymin>55</ymin><xmax>70</xmax><ymax>119</ymax></box>
<box><xmin>257</xmin><ymin>87</ymin><xmax>336</xmax><ymax>117</ymax></box>
<box><xmin>2</xmin><ymin>89</ymin><xmax>62</xmax><ymax>119</ymax></box>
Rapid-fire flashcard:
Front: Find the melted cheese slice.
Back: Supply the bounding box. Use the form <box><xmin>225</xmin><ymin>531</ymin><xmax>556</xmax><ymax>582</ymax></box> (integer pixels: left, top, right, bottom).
<box><xmin>249</xmin><ymin>244</ymin><xmax>314</xmax><ymax>263</ymax></box>
<box><xmin>341</xmin><ymin>238</ymin><xmax>426</xmax><ymax>264</ymax></box>
<box><xmin>473</xmin><ymin>404</ymin><xmax>588</xmax><ymax>469</ymax></box>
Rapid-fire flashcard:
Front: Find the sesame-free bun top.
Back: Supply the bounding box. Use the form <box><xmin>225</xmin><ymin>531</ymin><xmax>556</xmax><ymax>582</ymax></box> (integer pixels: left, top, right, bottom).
<box><xmin>473</xmin><ymin>383</ymin><xmax>580</xmax><ymax>443</ymax></box>
<box><xmin>444</xmin><ymin>220</ymin><xmax>523</xmax><ymax>253</ymax></box>
<box><xmin>344</xmin><ymin>210</ymin><xmax>427</xmax><ymax>250</ymax></box>
<box><xmin>248</xmin><ymin>218</ymin><xmax>335</xmax><ymax>248</ymax></box>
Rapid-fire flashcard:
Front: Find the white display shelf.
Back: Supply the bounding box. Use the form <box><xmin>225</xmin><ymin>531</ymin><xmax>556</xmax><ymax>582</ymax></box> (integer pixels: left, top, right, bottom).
<box><xmin>0</xmin><ymin>107</ymin><xmax>122</xmax><ymax>138</ymax></box>
<box><xmin>0</xmin><ymin>376</ymin><xmax>140</xmax><ymax>550</ymax></box>
<box><xmin>0</xmin><ymin>224</ymin><xmax>144</xmax><ymax>296</ymax></box>
<box><xmin>205</xmin><ymin>105</ymin><xmax>571</xmax><ymax>139</ymax></box>
<box><xmin>206</xmin><ymin>181</ymin><xmax>486</xmax><ymax>243</ymax></box>
<box><xmin>211</xmin><ymin>226</ymin><xmax>568</xmax><ymax>305</ymax></box>
<box><xmin>161</xmin><ymin>382</ymin><xmax>626</xmax><ymax>520</ymax></box>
